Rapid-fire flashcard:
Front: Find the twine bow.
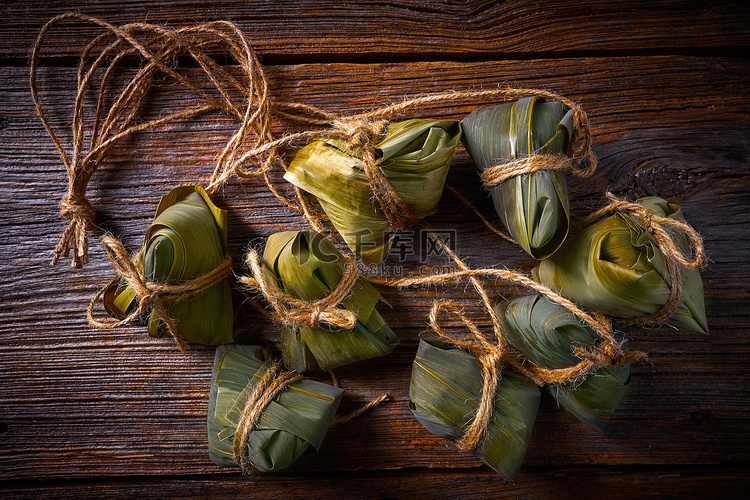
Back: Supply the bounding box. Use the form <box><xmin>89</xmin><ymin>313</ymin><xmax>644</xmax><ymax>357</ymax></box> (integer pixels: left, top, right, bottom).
<box><xmin>87</xmin><ymin>235</ymin><xmax>232</xmax><ymax>351</ymax></box>
<box><xmin>233</xmin><ymin>361</ymin><xmax>303</xmax><ymax>474</ymax></box>
<box><xmin>239</xmin><ymin>248</ymin><xmax>359</xmax><ymax>330</ymax></box>
<box><xmin>581</xmin><ymin>192</ymin><xmax>706</xmax><ymax>326</ymax></box>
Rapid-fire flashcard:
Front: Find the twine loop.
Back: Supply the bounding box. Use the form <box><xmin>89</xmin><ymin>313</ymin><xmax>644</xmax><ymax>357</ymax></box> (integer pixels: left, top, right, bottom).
<box><xmin>239</xmin><ymin>248</ymin><xmax>358</xmax><ymax>330</ymax></box>
<box><xmin>479</xmin><ymin>100</ymin><xmax>596</xmax><ymax>191</ymax></box>
<box><xmin>480</xmin><ymin>155</ymin><xmax>576</xmax><ymax>189</ymax></box>
<box><xmin>582</xmin><ymin>192</ymin><xmax>706</xmax><ymax>326</ymax></box>
<box><xmin>233</xmin><ymin>361</ymin><xmax>303</xmax><ymax>474</ymax></box>
<box><xmin>87</xmin><ymin>235</ymin><xmax>232</xmax><ymax>351</ymax></box>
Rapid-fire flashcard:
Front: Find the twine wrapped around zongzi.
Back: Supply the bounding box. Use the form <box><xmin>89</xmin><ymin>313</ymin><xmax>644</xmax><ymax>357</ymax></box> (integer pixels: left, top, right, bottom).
<box><xmin>533</xmin><ymin>192</ymin><xmax>707</xmax><ymax>332</ymax></box>
<box><xmin>233</xmin><ymin>361</ymin><xmax>304</xmax><ymax>473</ymax></box>
<box><xmin>239</xmin><ymin>247</ymin><xmax>359</xmax><ymax>331</ymax></box>
<box><xmin>580</xmin><ymin>192</ymin><xmax>706</xmax><ymax>327</ymax></box>
<box><xmin>240</xmin><ymin>230</ymin><xmax>398</xmax><ymax>372</ymax></box>
<box><xmin>88</xmin><ymin>236</ymin><xmax>232</xmax><ymax>351</ymax></box>
<box><xmin>477</xmin><ymin>89</ymin><xmax>597</xmax><ymax>189</ymax></box>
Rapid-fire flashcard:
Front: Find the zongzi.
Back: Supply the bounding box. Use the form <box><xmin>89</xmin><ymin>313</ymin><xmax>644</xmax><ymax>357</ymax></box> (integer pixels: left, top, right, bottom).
<box><xmin>103</xmin><ymin>183</ymin><xmax>234</xmax><ymax>345</ymax></box>
<box><xmin>284</xmin><ymin>119</ymin><xmax>462</xmax><ymax>265</ymax></box>
<box><xmin>409</xmin><ymin>339</ymin><xmax>540</xmax><ymax>482</ymax></box>
<box><xmin>533</xmin><ymin>197</ymin><xmax>707</xmax><ymax>333</ymax></box>
<box><xmin>261</xmin><ymin>230</ymin><xmax>398</xmax><ymax>371</ymax></box>
<box><xmin>497</xmin><ymin>294</ymin><xmax>630</xmax><ymax>430</ymax></box>
<box><xmin>461</xmin><ymin>97</ymin><xmax>574</xmax><ymax>259</ymax></box>
<box><xmin>208</xmin><ymin>344</ymin><xmax>344</xmax><ymax>473</ymax></box>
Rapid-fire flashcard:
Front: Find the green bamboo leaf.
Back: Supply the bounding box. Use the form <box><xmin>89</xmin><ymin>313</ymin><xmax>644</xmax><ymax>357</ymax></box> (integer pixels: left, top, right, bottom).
<box><xmin>103</xmin><ymin>184</ymin><xmax>234</xmax><ymax>345</ymax></box>
<box><xmin>461</xmin><ymin>97</ymin><xmax>573</xmax><ymax>259</ymax></box>
<box><xmin>533</xmin><ymin>197</ymin><xmax>707</xmax><ymax>333</ymax></box>
<box><xmin>208</xmin><ymin>344</ymin><xmax>344</xmax><ymax>473</ymax></box>
<box><xmin>496</xmin><ymin>294</ymin><xmax>630</xmax><ymax>430</ymax></box>
<box><xmin>263</xmin><ymin>230</ymin><xmax>398</xmax><ymax>371</ymax></box>
<box><xmin>284</xmin><ymin>119</ymin><xmax>462</xmax><ymax>265</ymax></box>
<box><xmin>409</xmin><ymin>339</ymin><xmax>540</xmax><ymax>482</ymax></box>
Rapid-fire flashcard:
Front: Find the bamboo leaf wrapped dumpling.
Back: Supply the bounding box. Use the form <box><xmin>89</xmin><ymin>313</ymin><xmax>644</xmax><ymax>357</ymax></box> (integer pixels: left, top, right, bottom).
<box><xmin>461</xmin><ymin>97</ymin><xmax>574</xmax><ymax>259</ymax></box>
<box><xmin>261</xmin><ymin>230</ymin><xmax>398</xmax><ymax>371</ymax></box>
<box><xmin>409</xmin><ymin>339</ymin><xmax>540</xmax><ymax>482</ymax></box>
<box><xmin>284</xmin><ymin>119</ymin><xmax>462</xmax><ymax>265</ymax></box>
<box><xmin>103</xmin><ymin>184</ymin><xmax>234</xmax><ymax>345</ymax></box>
<box><xmin>496</xmin><ymin>294</ymin><xmax>631</xmax><ymax>430</ymax></box>
<box><xmin>208</xmin><ymin>344</ymin><xmax>344</xmax><ymax>473</ymax></box>
<box><xmin>533</xmin><ymin>197</ymin><xmax>707</xmax><ymax>333</ymax></box>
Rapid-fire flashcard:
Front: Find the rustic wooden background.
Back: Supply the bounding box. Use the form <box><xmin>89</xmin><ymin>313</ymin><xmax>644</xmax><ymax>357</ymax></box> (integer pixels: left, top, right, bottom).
<box><xmin>1</xmin><ymin>1</ymin><xmax>749</xmax><ymax>498</ymax></box>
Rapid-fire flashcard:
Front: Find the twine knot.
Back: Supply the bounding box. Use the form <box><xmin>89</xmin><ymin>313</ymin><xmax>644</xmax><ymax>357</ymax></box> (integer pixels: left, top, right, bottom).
<box><xmin>87</xmin><ymin>235</ymin><xmax>232</xmax><ymax>351</ymax></box>
<box><xmin>50</xmin><ymin>191</ymin><xmax>96</xmax><ymax>268</ymax></box>
<box><xmin>333</xmin><ymin>118</ymin><xmax>388</xmax><ymax>151</ymax></box>
<box><xmin>240</xmin><ymin>248</ymin><xmax>358</xmax><ymax>330</ymax></box>
<box><xmin>330</xmin><ymin>118</ymin><xmax>419</xmax><ymax>230</ymax></box>
<box><xmin>59</xmin><ymin>192</ymin><xmax>95</xmax><ymax>225</ymax></box>
<box><xmin>233</xmin><ymin>361</ymin><xmax>303</xmax><ymax>474</ymax></box>
<box><xmin>308</xmin><ymin>305</ymin><xmax>325</xmax><ymax>327</ymax></box>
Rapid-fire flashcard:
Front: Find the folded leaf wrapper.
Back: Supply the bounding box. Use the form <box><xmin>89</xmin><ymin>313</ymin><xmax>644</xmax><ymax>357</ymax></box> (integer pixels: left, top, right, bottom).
<box><xmin>461</xmin><ymin>97</ymin><xmax>574</xmax><ymax>259</ymax></box>
<box><xmin>262</xmin><ymin>230</ymin><xmax>398</xmax><ymax>371</ymax></box>
<box><xmin>409</xmin><ymin>339</ymin><xmax>540</xmax><ymax>482</ymax></box>
<box><xmin>103</xmin><ymin>184</ymin><xmax>234</xmax><ymax>345</ymax></box>
<box><xmin>497</xmin><ymin>294</ymin><xmax>630</xmax><ymax>430</ymax></box>
<box><xmin>533</xmin><ymin>197</ymin><xmax>707</xmax><ymax>333</ymax></box>
<box><xmin>284</xmin><ymin>119</ymin><xmax>462</xmax><ymax>265</ymax></box>
<box><xmin>208</xmin><ymin>344</ymin><xmax>344</xmax><ymax>473</ymax></box>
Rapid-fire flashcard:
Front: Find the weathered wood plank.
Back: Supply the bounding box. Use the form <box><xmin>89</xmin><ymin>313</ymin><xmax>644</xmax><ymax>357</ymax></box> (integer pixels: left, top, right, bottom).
<box><xmin>2</xmin><ymin>1</ymin><xmax>749</xmax><ymax>61</ymax></box>
<box><xmin>1</xmin><ymin>54</ymin><xmax>749</xmax><ymax>485</ymax></box>
<box><xmin>2</xmin><ymin>465</ymin><xmax>748</xmax><ymax>500</ymax></box>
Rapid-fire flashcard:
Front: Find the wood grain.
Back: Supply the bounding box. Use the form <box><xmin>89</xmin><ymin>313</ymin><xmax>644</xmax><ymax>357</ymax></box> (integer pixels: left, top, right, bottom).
<box><xmin>3</xmin><ymin>1</ymin><xmax>749</xmax><ymax>61</ymax></box>
<box><xmin>1</xmin><ymin>2</ymin><xmax>749</xmax><ymax>498</ymax></box>
<box><xmin>2</xmin><ymin>466</ymin><xmax>749</xmax><ymax>499</ymax></box>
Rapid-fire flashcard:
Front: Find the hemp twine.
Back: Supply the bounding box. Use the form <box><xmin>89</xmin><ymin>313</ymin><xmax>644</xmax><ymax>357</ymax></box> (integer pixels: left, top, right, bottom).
<box><xmin>33</xmin><ymin>15</ymin><xmax>680</xmax><ymax>452</ymax></box>
<box><xmin>580</xmin><ymin>192</ymin><xmax>706</xmax><ymax>327</ymax></box>
<box><xmin>232</xmin><ymin>361</ymin><xmax>388</xmax><ymax>473</ymax></box>
<box><xmin>32</xmin><ymin>13</ymin><xmax>276</xmax><ymax>268</ymax></box>
<box><xmin>87</xmin><ymin>235</ymin><xmax>232</xmax><ymax>352</ymax></box>
<box><xmin>233</xmin><ymin>361</ymin><xmax>303</xmax><ymax>473</ymax></box>
<box><xmin>238</xmin><ymin>248</ymin><xmax>359</xmax><ymax>330</ymax></box>
<box><xmin>34</xmin><ymin>14</ymin><xmax>597</xmax><ymax>268</ymax></box>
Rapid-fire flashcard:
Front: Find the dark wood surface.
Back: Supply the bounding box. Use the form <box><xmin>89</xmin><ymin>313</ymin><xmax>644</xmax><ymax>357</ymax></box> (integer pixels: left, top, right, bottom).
<box><xmin>1</xmin><ymin>2</ymin><xmax>749</xmax><ymax>498</ymax></box>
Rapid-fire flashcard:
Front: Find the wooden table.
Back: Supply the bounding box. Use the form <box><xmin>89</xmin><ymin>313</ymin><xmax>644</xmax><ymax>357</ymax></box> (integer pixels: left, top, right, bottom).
<box><xmin>2</xmin><ymin>2</ymin><xmax>749</xmax><ymax>498</ymax></box>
